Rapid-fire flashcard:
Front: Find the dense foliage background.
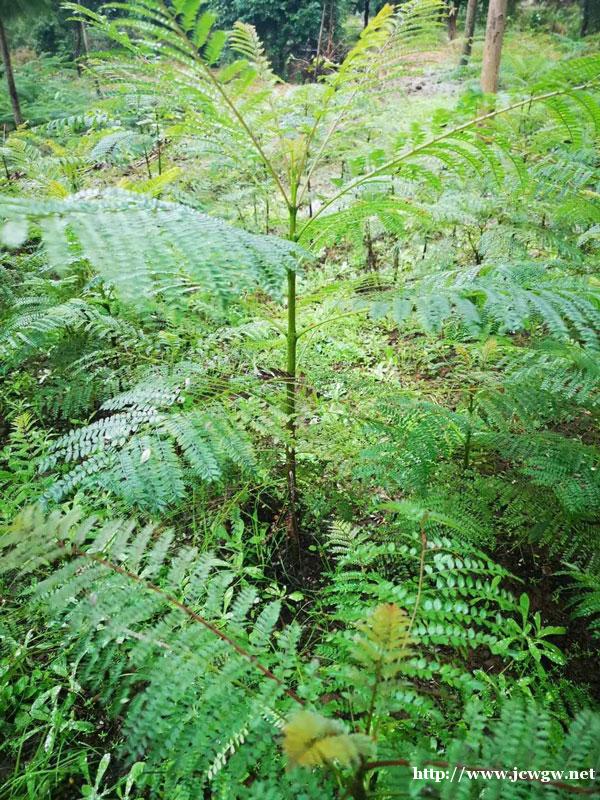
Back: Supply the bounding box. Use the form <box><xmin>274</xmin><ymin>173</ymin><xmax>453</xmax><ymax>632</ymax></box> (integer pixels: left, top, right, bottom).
<box><xmin>0</xmin><ymin>1</ymin><xmax>599</xmax><ymax>799</ymax></box>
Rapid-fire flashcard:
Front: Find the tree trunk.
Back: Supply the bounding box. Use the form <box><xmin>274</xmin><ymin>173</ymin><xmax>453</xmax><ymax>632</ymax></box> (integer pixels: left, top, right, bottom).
<box><xmin>79</xmin><ymin>20</ymin><xmax>102</xmax><ymax>97</ymax></box>
<box><xmin>581</xmin><ymin>0</ymin><xmax>591</xmax><ymax>35</ymax></box>
<box><xmin>481</xmin><ymin>0</ymin><xmax>508</xmax><ymax>94</ymax></box>
<box><xmin>447</xmin><ymin>3</ymin><xmax>458</xmax><ymax>40</ymax></box>
<box><xmin>74</xmin><ymin>21</ymin><xmax>83</xmax><ymax>76</ymax></box>
<box><xmin>364</xmin><ymin>0</ymin><xmax>371</xmax><ymax>28</ymax></box>
<box><xmin>578</xmin><ymin>0</ymin><xmax>599</xmax><ymax>36</ymax></box>
<box><xmin>326</xmin><ymin>0</ymin><xmax>335</xmax><ymax>54</ymax></box>
<box><xmin>314</xmin><ymin>3</ymin><xmax>326</xmax><ymax>78</ymax></box>
<box><xmin>80</xmin><ymin>21</ymin><xmax>91</xmax><ymax>58</ymax></box>
<box><xmin>0</xmin><ymin>17</ymin><xmax>22</xmax><ymax>127</ymax></box>
<box><xmin>460</xmin><ymin>0</ymin><xmax>478</xmax><ymax>65</ymax></box>
<box><xmin>74</xmin><ymin>21</ymin><xmax>91</xmax><ymax>77</ymax></box>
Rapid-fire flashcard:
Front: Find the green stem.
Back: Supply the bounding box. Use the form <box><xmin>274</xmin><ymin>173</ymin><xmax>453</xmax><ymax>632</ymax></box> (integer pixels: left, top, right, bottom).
<box><xmin>407</xmin><ymin>519</ymin><xmax>427</xmax><ymax>638</ymax></box>
<box><xmin>463</xmin><ymin>391</ymin><xmax>475</xmax><ymax>470</ymax></box>
<box><xmin>286</xmin><ymin>203</ymin><xmax>299</xmax><ymax>543</ymax></box>
<box><xmin>364</xmin><ymin>660</ymin><xmax>383</xmax><ymax>738</ymax></box>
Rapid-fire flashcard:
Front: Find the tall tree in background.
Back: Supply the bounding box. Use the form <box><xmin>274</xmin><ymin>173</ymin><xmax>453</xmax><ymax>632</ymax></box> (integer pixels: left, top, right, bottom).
<box><xmin>459</xmin><ymin>0</ymin><xmax>477</xmax><ymax>65</ymax></box>
<box><xmin>363</xmin><ymin>0</ymin><xmax>370</xmax><ymax>27</ymax></box>
<box><xmin>481</xmin><ymin>0</ymin><xmax>508</xmax><ymax>94</ymax></box>
<box><xmin>581</xmin><ymin>0</ymin><xmax>589</xmax><ymax>34</ymax></box>
<box><xmin>581</xmin><ymin>0</ymin><xmax>600</xmax><ymax>36</ymax></box>
<box><xmin>361</xmin><ymin>0</ymin><xmax>387</xmax><ymax>29</ymax></box>
<box><xmin>447</xmin><ymin>1</ymin><xmax>458</xmax><ymax>40</ymax></box>
<box><xmin>0</xmin><ymin>0</ymin><xmax>50</xmax><ymax>126</ymax></box>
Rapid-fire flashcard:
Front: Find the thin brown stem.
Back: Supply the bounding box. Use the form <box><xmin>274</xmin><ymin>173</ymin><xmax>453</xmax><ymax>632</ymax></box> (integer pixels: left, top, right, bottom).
<box><xmin>314</xmin><ymin>3</ymin><xmax>326</xmax><ymax>80</ymax></box>
<box><xmin>62</xmin><ymin>542</ymin><xmax>305</xmax><ymax>706</ymax></box>
<box><xmin>0</xmin><ymin>17</ymin><xmax>22</xmax><ymax>127</ymax></box>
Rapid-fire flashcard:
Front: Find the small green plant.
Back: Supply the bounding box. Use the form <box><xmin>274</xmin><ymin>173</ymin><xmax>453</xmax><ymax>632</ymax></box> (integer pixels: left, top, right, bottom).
<box><xmin>491</xmin><ymin>593</ymin><xmax>566</xmax><ymax>675</ymax></box>
<box><xmin>78</xmin><ymin>754</ymin><xmax>144</xmax><ymax>800</ymax></box>
<box><xmin>0</xmin><ymin>412</ymin><xmax>51</xmax><ymax>522</ymax></box>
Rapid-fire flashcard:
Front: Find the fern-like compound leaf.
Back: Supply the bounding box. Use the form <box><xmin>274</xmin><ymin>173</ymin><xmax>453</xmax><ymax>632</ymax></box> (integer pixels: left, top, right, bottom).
<box><xmin>0</xmin><ymin>190</ymin><xmax>305</xmax><ymax>306</ymax></box>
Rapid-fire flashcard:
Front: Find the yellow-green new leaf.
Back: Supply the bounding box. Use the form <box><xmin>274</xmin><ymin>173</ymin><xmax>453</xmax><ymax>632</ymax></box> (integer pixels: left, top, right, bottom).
<box><xmin>283</xmin><ymin>711</ymin><xmax>373</xmax><ymax>769</ymax></box>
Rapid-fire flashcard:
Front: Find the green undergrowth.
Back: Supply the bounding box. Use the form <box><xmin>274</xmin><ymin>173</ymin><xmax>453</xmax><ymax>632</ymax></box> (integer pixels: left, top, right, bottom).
<box><xmin>0</xmin><ymin>3</ymin><xmax>599</xmax><ymax>798</ymax></box>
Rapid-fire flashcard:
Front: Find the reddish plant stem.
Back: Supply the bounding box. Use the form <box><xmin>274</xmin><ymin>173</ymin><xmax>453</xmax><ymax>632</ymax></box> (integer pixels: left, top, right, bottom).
<box><xmin>63</xmin><ymin>542</ymin><xmax>305</xmax><ymax>706</ymax></box>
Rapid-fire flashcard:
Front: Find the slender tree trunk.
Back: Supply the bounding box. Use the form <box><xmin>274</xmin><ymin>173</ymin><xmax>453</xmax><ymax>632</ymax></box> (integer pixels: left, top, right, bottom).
<box><xmin>481</xmin><ymin>0</ymin><xmax>508</xmax><ymax>94</ymax></box>
<box><xmin>460</xmin><ymin>0</ymin><xmax>478</xmax><ymax>65</ymax></box>
<box><xmin>447</xmin><ymin>3</ymin><xmax>458</xmax><ymax>40</ymax></box>
<box><xmin>326</xmin><ymin>0</ymin><xmax>335</xmax><ymax>55</ymax></box>
<box><xmin>74</xmin><ymin>20</ymin><xmax>91</xmax><ymax>75</ymax></box>
<box><xmin>74</xmin><ymin>21</ymin><xmax>82</xmax><ymax>74</ymax></box>
<box><xmin>80</xmin><ymin>21</ymin><xmax>91</xmax><ymax>58</ymax></box>
<box><xmin>79</xmin><ymin>20</ymin><xmax>102</xmax><ymax>97</ymax></box>
<box><xmin>314</xmin><ymin>3</ymin><xmax>326</xmax><ymax>79</ymax></box>
<box><xmin>364</xmin><ymin>0</ymin><xmax>371</xmax><ymax>28</ymax></box>
<box><xmin>581</xmin><ymin>0</ymin><xmax>590</xmax><ymax>36</ymax></box>
<box><xmin>0</xmin><ymin>17</ymin><xmax>22</xmax><ymax>127</ymax></box>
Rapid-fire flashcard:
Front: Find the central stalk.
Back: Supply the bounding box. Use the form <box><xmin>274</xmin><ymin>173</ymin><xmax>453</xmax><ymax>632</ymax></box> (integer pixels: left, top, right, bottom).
<box><xmin>285</xmin><ymin>204</ymin><xmax>299</xmax><ymax>543</ymax></box>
